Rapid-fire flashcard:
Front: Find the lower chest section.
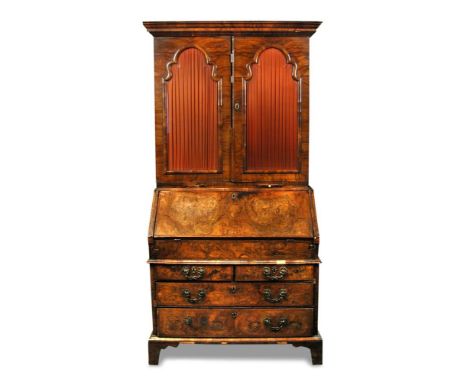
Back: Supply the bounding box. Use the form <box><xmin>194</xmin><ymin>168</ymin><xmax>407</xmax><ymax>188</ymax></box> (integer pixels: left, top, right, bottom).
<box><xmin>150</xmin><ymin>263</ymin><xmax>319</xmax><ymax>338</ymax></box>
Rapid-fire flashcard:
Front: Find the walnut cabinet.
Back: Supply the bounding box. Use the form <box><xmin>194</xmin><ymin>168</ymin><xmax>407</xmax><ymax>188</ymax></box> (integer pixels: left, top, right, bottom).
<box><xmin>143</xmin><ymin>21</ymin><xmax>322</xmax><ymax>365</ymax></box>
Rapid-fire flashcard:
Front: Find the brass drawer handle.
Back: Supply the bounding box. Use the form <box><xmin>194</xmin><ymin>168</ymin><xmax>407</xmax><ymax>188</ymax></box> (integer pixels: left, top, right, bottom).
<box><xmin>263</xmin><ymin>266</ymin><xmax>288</xmax><ymax>281</ymax></box>
<box><xmin>182</xmin><ymin>289</ymin><xmax>206</xmax><ymax>304</ymax></box>
<box><xmin>263</xmin><ymin>317</ymin><xmax>289</xmax><ymax>332</ymax></box>
<box><xmin>263</xmin><ymin>288</ymin><xmax>288</xmax><ymax>303</ymax></box>
<box><xmin>181</xmin><ymin>266</ymin><xmax>205</xmax><ymax>280</ymax></box>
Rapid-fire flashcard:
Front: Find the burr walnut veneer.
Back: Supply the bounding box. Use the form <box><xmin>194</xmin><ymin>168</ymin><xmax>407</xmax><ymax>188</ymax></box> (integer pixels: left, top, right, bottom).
<box><xmin>144</xmin><ymin>21</ymin><xmax>322</xmax><ymax>365</ymax></box>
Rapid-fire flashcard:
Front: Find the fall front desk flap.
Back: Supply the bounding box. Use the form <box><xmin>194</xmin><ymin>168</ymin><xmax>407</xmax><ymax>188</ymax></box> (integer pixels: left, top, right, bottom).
<box><xmin>153</xmin><ymin>189</ymin><xmax>317</xmax><ymax>238</ymax></box>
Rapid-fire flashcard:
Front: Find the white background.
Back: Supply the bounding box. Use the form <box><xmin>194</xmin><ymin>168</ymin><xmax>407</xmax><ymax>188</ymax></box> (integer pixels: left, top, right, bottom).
<box><xmin>1</xmin><ymin>0</ymin><xmax>467</xmax><ymax>381</ymax></box>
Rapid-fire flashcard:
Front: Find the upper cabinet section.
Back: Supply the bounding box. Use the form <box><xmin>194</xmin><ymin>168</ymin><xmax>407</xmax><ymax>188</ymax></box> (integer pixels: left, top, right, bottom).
<box><xmin>144</xmin><ymin>22</ymin><xmax>321</xmax><ymax>186</ymax></box>
<box><xmin>153</xmin><ymin>37</ymin><xmax>231</xmax><ymax>185</ymax></box>
<box><xmin>232</xmin><ymin>37</ymin><xmax>310</xmax><ymax>183</ymax></box>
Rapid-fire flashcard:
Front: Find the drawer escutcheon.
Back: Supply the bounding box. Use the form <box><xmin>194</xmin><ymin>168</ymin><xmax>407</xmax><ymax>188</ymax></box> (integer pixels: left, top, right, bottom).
<box><xmin>181</xmin><ymin>266</ymin><xmax>205</xmax><ymax>280</ymax></box>
<box><xmin>181</xmin><ymin>289</ymin><xmax>207</xmax><ymax>304</ymax></box>
<box><xmin>263</xmin><ymin>266</ymin><xmax>288</xmax><ymax>281</ymax></box>
<box><xmin>263</xmin><ymin>317</ymin><xmax>289</xmax><ymax>332</ymax></box>
<box><xmin>263</xmin><ymin>288</ymin><xmax>288</xmax><ymax>303</ymax></box>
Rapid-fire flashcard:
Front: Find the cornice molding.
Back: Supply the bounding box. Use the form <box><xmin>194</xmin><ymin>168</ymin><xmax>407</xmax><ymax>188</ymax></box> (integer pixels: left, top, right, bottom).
<box><xmin>143</xmin><ymin>21</ymin><xmax>322</xmax><ymax>37</ymax></box>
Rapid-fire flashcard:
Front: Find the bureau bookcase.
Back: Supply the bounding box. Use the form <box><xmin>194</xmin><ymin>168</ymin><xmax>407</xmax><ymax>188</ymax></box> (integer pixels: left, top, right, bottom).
<box><xmin>143</xmin><ymin>21</ymin><xmax>322</xmax><ymax>365</ymax></box>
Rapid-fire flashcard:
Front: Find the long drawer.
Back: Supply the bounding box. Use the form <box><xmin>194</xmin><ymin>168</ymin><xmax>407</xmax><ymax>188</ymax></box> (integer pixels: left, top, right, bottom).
<box><xmin>155</xmin><ymin>282</ymin><xmax>313</xmax><ymax>307</ymax></box>
<box><xmin>157</xmin><ymin>308</ymin><xmax>314</xmax><ymax>338</ymax></box>
<box><xmin>151</xmin><ymin>239</ymin><xmax>317</xmax><ymax>260</ymax></box>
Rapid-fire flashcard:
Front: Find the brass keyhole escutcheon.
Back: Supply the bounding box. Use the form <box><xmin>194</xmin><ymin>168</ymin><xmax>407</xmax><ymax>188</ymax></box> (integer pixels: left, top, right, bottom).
<box><xmin>230</xmin><ymin>286</ymin><xmax>237</xmax><ymax>294</ymax></box>
<box><xmin>231</xmin><ymin>192</ymin><xmax>238</xmax><ymax>200</ymax></box>
<box><xmin>184</xmin><ymin>317</ymin><xmax>193</xmax><ymax>327</ymax></box>
<box><xmin>231</xmin><ymin>312</ymin><xmax>238</xmax><ymax>319</ymax></box>
<box><xmin>234</xmin><ymin>102</ymin><xmax>240</xmax><ymax>111</ymax></box>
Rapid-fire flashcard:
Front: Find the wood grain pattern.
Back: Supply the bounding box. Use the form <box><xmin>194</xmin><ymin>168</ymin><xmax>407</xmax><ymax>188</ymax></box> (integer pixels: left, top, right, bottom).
<box><xmin>235</xmin><ymin>265</ymin><xmax>314</xmax><ymax>281</ymax></box>
<box><xmin>246</xmin><ymin>48</ymin><xmax>299</xmax><ymax>171</ymax></box>
<box><xmin>165</xmin><ymin>47</ymin><xmax>219</xmax><ymax>172</ymax></box>
<box><xmin>154</xmin><ymin>189</ymin><xmax>314</xmax><ymax>238</ymax></box>
<box><xmin>147</xmin><ymin>190</ymin><xmax>159</xmax><ymax>246</ymax></box>
<box><xmin>143</xmin><ymin>21</ymin><xmax>321</xmax><ymax>37</ymax></box>
<box><xmin>157</xmin><ymin>308</ymin><xmax>314</xmax><ymax>337</ymax></box>
<box><xmin>154</xmin><ymin>282</ymin><xmax>314</xmax><ymax>306</ymax></box>
<box><xmin>152</xmin><ymin>238</ymin><xmax>317</xmax><ymax>260</ymax></box>
<box><xmin>149</xmin><ymin>259</ymin><xmax>320</xmax><ymax>265</ymax></box>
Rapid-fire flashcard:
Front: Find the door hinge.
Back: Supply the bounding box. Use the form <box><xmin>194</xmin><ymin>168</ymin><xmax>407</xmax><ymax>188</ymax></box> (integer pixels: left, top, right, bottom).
<box><xmin>230</xmin><ymin>75</ymin><xmax>234</xmax><ymax>84</ymax></box>
<box><xmin>230</xmin><ymin>52</ymin><xmax>234</xmax><ymax>63</ymax></box>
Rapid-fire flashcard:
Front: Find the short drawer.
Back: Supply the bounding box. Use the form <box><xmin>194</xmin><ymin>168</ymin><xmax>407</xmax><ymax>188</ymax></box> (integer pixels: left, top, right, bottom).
<box><xmin>155</xmin><ymin>282</ymin><xmax>313</xmax><ymax>307</ymax></box>
<box><xmin>152</xmin><ymin>239</ymin><xmax>317</xmax><ymax>260</ymax></box>
<box><xmin>235</xmin><ymin>265</ymin><xmax>314</xmax><ymax>281</ymax></box>
<box><xmin>153</xmin><ymin>265</ymin><xmax>233</xmax><ymax>281</ymax></box>
<box><xmin>157</xmin><ymin>308</ymin><xmax>314</xmax><ymax>338</ymax></box>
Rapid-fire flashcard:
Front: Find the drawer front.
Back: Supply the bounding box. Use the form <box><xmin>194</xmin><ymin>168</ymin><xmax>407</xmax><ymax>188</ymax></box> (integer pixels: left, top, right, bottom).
<box><xmin>235</xmin><ymin>308</ymin><xmax>314</xmax><ymax>337</ymax></box>
<box><xmin>158</xmin><ymin>308</ymin><xmax>235</xmax><ymax>337</ymax></box>
<box><xmin>152</xmin><ymin>239</ymin><xmax>316</xmax><ymax>260</ymax></box>
<box><xmin>235</xmin><ymin>265</ymin><xmax>314</xmax><ymax>281</ymax></box>
<box><xmin>153</xmin><ymin>265</ymin><xmax>233</xmax><ymax>281</ymax></box>
<box><xmin>157</xmin><ymin>308</ymin><xmax>314</xmax><ymax>338</ymax></box>
<box><xmin>155</xmin><ymin>282</ymin><xmax>313</xmax><ymax>307</ymax></box>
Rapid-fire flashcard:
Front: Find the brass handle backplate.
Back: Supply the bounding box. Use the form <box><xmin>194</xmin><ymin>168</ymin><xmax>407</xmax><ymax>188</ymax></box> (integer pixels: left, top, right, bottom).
<box><xmin>263</xmin><ymin>288</ymin><xmax>288</xmax><ymax>303</ymax></box>
<box><xmin>182</xmin><ymin>289</ymin><xmax>206</xmax><ymax>304</ymax></box>
<box><xmin>263</xmin><ymin>266</ymin><xmax>288</xmax><ymax>281</ymax></box>
<box><xmin>181</xmin><ymin>266</ymin><xmax>205</xmax><ymax>280</ymax></box>
<box><xmin>263</xmin><ymin>317</ymin><xmax>289</xmax><ymax>332</ymax></box>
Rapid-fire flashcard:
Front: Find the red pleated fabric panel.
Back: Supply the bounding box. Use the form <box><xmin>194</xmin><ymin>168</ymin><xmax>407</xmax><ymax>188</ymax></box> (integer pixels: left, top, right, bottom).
<box><xmin>166</xmin><ymin>48</ymin><xmax>218</xmax><ymax>172</ymax></box>
<box><xmin>246</xmin><ymin>48</ymin><xmax>298</xmax><ymax>171</ymax></box>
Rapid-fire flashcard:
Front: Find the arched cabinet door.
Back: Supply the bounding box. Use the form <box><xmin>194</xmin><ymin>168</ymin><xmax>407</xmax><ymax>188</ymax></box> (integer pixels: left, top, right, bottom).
<box><xmin>154</xmin><ymin>37</ymin><xmax>231</xmax><ymax>185</ymax></box>
<box><xmin>232</xmin><ymin>37</ymin><xmax>310</xmax><ymax>184</ymax></box>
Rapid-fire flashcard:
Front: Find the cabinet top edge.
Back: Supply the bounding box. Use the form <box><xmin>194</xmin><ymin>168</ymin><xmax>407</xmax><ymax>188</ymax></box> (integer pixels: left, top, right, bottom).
<box><xmin>143</xmin><ymin>21</ymin><xmax>322</xmax><ymax>37</ymax></box>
